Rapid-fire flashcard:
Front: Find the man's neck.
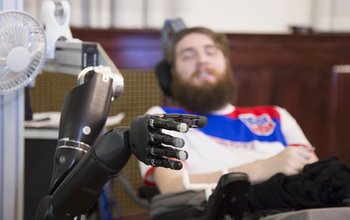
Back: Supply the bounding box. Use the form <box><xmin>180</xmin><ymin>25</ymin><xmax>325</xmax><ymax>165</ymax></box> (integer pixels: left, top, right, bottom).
<box><xmin>210</xmin><ymin>104</ymin><xmax>235</xmax><ymax>115</ymax></box>
<box><xmin>178</xmin><ymin>103</ymin><xmax>234</xmax><ymax>115</ymax></box>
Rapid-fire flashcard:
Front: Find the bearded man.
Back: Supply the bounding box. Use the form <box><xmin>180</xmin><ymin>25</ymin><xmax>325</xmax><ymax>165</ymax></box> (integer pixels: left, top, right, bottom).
<box><xmin>139</xmin><ymin>27</ymin><xmax>319</xmax><ymax>194</ymax></box>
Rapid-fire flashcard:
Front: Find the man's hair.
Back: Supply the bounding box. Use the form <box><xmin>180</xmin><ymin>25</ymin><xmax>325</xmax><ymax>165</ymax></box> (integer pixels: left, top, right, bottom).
<box><xmin>166</xmin><ymin>27</ymin><xmax>230</xmax><ymax>68</ymax></box>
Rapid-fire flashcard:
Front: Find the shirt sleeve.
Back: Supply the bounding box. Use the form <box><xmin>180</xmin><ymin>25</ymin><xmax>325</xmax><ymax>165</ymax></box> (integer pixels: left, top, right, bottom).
<box><xmin>138</xmin><ymin>106</ymin><xmax>166</xmax><ymax>187</ymax></box>
<box><xmin>276</xmin><ymin>106</ymin><xmax>312</xmax><ymax>147</ymax></box>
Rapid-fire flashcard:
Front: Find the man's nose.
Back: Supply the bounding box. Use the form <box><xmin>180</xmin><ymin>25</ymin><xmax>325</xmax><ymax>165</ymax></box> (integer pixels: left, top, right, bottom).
<box><xmin>196</xmin><ymin>52</ymin><xmax>209</xmax><ymax>69</ymax></box>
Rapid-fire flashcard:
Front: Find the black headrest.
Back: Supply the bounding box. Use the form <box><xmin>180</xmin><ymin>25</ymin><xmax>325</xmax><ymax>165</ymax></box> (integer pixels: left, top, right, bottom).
<box><xmin>155</xmin><ymin>60</ymin><xmax>172</xmax><ymax>97</ymax></box>
<box><xmin>155</xmin><ymin>18</ymin><xmax>186</xmax><ymax>97</ymax></box>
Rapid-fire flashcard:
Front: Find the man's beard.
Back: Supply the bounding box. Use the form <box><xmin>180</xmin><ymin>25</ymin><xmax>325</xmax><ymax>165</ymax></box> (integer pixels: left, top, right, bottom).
<box><xmin>170</xmin><ymin>66</ymin><xmax>237</xmax><ymax>114</ymax></box>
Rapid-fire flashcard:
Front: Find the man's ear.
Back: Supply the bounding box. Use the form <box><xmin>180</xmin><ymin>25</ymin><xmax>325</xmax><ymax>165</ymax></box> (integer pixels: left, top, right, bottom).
<box><xmin>155</xmin><ymin>60</ymin><xmax>172</xmax><ymax>97</ymax></box>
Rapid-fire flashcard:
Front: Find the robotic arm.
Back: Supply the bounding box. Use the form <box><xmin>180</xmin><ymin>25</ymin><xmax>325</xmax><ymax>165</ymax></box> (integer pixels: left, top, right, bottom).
<box><xmin>49</xmin><ymin>65</ymin><xmax>123</xmax><ymax>195</ymax></box>
<box><xmin>35</xmin><ymin>66</ymin><xmax>207</xmax><ymax>220</ymax></box>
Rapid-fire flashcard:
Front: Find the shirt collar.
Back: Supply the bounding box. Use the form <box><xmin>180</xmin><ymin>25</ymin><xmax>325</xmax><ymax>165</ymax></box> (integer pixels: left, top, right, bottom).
<box><xmin>210</xmin><ymin>104</ymin><xmax>235</xmax><ymax>115</ymax></box>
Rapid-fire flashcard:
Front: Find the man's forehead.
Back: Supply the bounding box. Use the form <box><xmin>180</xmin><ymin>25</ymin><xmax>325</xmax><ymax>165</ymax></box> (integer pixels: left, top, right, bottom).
<box><xmin>175</xmin><ymin>32</ymin><xmax>216</xmax><ymax>53</ymax></box>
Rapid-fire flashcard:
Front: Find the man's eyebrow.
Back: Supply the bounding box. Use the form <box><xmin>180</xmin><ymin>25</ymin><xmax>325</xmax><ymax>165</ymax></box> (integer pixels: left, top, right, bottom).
<box><xmin>178</xmin><ymin>44</ymin><xmax>218</xmax><ymax>55</ymax></box>
<box><xmin>178</xmin><ymin>47</ymin><xmax>195</xmax><ymax>55</ymax></box>
<box><xmin>204</xmin><ymin>44</ymin><xmax>218</xmax><ymax>50</ymax></box>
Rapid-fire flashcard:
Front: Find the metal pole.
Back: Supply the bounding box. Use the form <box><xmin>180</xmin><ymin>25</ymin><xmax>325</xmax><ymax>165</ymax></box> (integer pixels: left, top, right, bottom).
<box><xmin>0</xmin><ymin>2</ymin><xmax>25</xmax><ymax>220</ymax></box>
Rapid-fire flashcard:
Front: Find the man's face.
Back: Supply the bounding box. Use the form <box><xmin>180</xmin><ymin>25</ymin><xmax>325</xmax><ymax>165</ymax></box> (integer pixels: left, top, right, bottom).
<box><xmin>170</xmin><ymin>32</ymin><xmax>236</xmax><ymax>114</ymax></box>
<box><xmin>174</xmin><ymin>33</ymin><xmax>227</xmax><ymax>86</ymax></box>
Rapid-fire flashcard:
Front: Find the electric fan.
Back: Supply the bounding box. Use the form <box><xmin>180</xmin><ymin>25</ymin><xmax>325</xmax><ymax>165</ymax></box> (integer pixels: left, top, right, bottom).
<box><xmin>0</xmin><ymin>10</ymin><xmax>47</xmax><ymax>95</ymax></box>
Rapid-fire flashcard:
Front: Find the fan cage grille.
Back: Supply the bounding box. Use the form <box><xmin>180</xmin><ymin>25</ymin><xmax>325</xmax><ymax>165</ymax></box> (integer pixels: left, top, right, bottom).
<box><xmin>0</xmin><ymin>11</ymin><xmax>46</xmax><ymax>95</ymax></box>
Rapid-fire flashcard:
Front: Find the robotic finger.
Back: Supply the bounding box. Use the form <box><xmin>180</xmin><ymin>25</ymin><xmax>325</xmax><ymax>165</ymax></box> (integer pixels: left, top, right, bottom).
<box><xmin>150</xmin><ymin>132</ymin><xmax>184</xmax><ymax>148</ymax></box>
<box><xmin>150</xmin><ymin>157</ymin><xmax>183</xmax><ymax>170</ymax></box>
<box><xmin>150</xmin><ymin>145</ymin><xmax>188</xmax><ymax>160</ymax></box>
<box><xmin>149</xmin><ymin>116</ymin><xmax>189</xmax><ymax>133</ymax></box>
<box><xmin>149</xmin><ymin>114</ymin><xmax>208</xmax><ymax>131</ymax></box>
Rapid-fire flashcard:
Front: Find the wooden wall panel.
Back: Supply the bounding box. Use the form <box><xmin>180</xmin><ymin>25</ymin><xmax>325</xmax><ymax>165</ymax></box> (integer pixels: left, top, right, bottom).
<box><xmin>330</xmin><ymin>67</ymin><xmax>350</xmax><ymax>164</ymax></box>
<box><xmin>71</xmin><ymin>29</ymin><xmax>162</xmax><ymax>69</ymax></box>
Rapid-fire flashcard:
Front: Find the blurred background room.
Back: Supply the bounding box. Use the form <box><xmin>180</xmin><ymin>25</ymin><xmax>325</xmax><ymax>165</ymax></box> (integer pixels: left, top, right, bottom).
<box><xmin>1</xmin><ymin>0</ymin><xmax>350</xmax><ymax>220</ymax></box>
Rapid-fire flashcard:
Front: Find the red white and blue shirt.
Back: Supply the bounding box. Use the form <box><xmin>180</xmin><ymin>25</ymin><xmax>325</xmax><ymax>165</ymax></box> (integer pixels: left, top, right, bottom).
<box><xmin>139</xmin><ymin>104</ymin><xmax>311</xmax><ymax>187</ymax></box>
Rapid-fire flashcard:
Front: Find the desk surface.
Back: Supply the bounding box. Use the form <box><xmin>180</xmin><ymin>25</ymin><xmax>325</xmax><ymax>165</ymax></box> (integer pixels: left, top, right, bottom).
<box><xmin>24</xmin><ymin>127</ymin><xmax>58</xmax><ymax>140</ymax></box>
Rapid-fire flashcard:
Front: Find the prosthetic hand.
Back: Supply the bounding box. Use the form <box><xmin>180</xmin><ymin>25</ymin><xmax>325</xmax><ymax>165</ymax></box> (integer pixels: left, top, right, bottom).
<box><xmin>129</xmin><ymin>114</ymin><xmax>207</xmax><ymax>170</ymax></box>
